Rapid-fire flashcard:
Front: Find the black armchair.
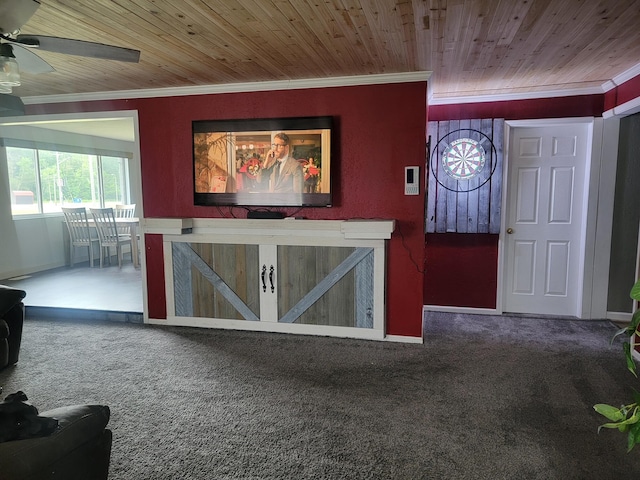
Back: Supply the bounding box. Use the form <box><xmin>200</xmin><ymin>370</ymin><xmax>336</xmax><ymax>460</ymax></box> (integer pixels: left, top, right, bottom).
<box><xmin>0</xmin><ymin>285</ymin><xmax>26</xmax><ymax>369</ymax></box>
<box><xmin>0</xmin><ymin>403</ymin><xmax>112</xmax><ymax>480</ymax></box>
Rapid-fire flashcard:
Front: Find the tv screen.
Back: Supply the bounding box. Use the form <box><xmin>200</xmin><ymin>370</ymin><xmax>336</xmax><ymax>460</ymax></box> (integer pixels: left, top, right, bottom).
<box><xmin>193</xmin><ymin>116</ymin><xmax>333</xmax><ymax>207</ymax></box>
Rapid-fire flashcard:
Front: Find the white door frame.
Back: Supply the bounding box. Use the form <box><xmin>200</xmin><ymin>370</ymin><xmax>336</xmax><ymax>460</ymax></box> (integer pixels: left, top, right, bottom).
<box><xmin>0</xmin><ymin>109</ymin><xmax>147</xmax><ymax>318</ymax></box>
<box><xmin>499</xmin><ymin>117</ymin><xmax>608</xmax><ymax>319</ymax></box>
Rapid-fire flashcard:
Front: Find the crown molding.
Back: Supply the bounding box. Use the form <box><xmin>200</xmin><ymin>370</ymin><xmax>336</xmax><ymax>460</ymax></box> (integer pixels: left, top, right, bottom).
<box><xmin>22</xmin><ymin>71</ymin><xmax>432</xmax><ymax>105</ymax></box>
<box><xmin>603</xmin><ymin>94</ymin><xmax>640</xmax><ymax>119</ymax></box>
<box><xmin>428</xmin><ymin>85</ymin><xmax>605</xmax><ymax>105</ymax></box>
<box><xmin>611</xmin><ymin>63</ymin><xmax>640</xmax><ymax>87</ymax></box>
<box><xmin>20</xmin><ymin>64</ymin><xmax>640</xmax><ymax>109</ymax></box>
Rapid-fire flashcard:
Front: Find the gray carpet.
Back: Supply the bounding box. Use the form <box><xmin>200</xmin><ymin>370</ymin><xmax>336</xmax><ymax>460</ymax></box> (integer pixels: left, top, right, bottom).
<box><xmin>1</xmin><ymin>312</ymin><xmax>640</xmax><ymax>479</ymax></box>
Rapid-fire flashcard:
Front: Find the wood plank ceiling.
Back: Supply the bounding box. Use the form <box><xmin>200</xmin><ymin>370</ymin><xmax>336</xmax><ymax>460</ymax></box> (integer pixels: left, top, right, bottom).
<box><xmin>6</xmin><ymin>0</ymin><xmax>640</xmax><ymax>100</ymax></box>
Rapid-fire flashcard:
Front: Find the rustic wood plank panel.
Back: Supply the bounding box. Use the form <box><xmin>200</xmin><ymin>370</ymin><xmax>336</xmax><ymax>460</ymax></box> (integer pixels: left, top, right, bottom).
<box><xmin>477</xmin><ymin>118</ymin><xmax>492</xmax><ymax>233</ymax></box>
<box><xmin>277</xmin><ymin>245</ymin><xmax>313</xmax><ymax>319</ymax></box>
<box><xmin>176</xmin><ymin>242</ymin><xmax>260</xmax><ymax>321</ymax></box>
<box><xmin>445</xmin><ymin>119</ymin><xmax>460</xmax><ymax>233</ymax></box>
<box><xmin>466</xmin><ymin>118</ymin><xmax>482</xmax><ymax>232</ymax></box>
<box><xmin>279</xmin><ymin>245</ymin><xmax>355</xmax><ymax>327</ymax></box>
<box><xmin>315</xmin><ymin>246</ymin><xmax>334</xmax><ymax>326</ymax></box>
<box><xmin>185</xmin><ymin>242</ymin><xmax>260</xmax><ymax>320</ymax></box>
<box><xmin>426</xmin><ymin>117</ymin><xmax>504</xmax><ymax>234</ymax></box>
<box><xmin>489</xmin><ymin>118</ymin><xmax>505</xmax><ymax>234</ymax></box>
<box><xmin>435</xmin><ymin>120</ymin><xmax>449</xmax><ymax>233</ymax></box>
<box><xmin>456</xmin><ymin>119</ymin><xmax>471</xmax><ymax>233</ymax></box>
<box><xmin>172</xmin><ymin>242</ymin><xmax>193</xmax><ymax>317</ymax></box>
<box><xmin>324</xmin><ymin>246</ymin><xmax>355</xmax><ymax>327</ymax></box>
<box><xmin>280</xmin><ymin>247</ymin><xmax>370</xmax><ymax>325</ymax></box>
<box><xmin>426</xmin><ymin>121</ymin><xmax>438</xmax><ymax>233</ymax></box>
<box><xmin>355</xmin><ymin>249</ymin><xmax>374</xmax><ymax>328</ymax></box>
<box><xmin>192</xmin><ymin>243</ymin><xmax>215</xmax><ymax>318</ymax></box>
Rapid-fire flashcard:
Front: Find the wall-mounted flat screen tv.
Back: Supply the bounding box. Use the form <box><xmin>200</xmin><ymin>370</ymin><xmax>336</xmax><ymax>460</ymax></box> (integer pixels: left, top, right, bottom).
<box><xmin>193</xmin><ymin>116</ymin><xmax>333</xmax><ymax>207</ymax></box>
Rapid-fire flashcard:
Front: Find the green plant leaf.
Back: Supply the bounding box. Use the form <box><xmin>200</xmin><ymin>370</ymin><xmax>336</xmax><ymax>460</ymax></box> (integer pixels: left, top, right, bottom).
<box><xmin>612</xmin><ymin>326</ymin><xmax>631</xmax><ymax>344</ymax></box>
<box><xmin>623</xmin><ymin>342</ymin><xmax>638</xmax><ymax>377</ymax></box>
<box><xmin>594</xmin><ymin>404</ymin><xmax>625</xmax><ymax>422</ymax></box>
<box><xmin>628</xmin><ymin>421</ymin><xmax>640</xmax><ymax>452</ymax></box>
<box><xmin>622</xmin><ymin>407</ymin><xmax>640</xmax><ymax>426</ymax></box>
<box><xmin>598</xmin><ymin>406</ymin><xmax>640</xmax><ymax>433</ymax></box>
<box><xmin>631</xmin><ymin>310</ymin><xmax>640</xmax><ymax>331</ymax></box>
<box><xmin>598</xmin><ymin>422</ymin><xmax>625</xmax><ymax>433</ymax></box>
<box><xmin>630</xmin><ymin>279</ymin><xmax>640</xmax><ymax>301</ymax></box>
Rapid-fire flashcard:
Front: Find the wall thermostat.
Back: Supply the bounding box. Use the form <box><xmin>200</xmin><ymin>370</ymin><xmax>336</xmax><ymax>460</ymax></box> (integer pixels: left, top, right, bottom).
<box><xmin>405</xmin><ymin>166</ymin><xmax>419</xmax><ymax>195</ymax></box>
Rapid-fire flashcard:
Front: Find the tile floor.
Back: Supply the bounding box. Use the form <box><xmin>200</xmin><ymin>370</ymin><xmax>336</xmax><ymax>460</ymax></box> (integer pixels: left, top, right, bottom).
<box><xmin>1</xmin><ymin>262</ymin><xmax>143</xmax><ymax>313</ymax></box>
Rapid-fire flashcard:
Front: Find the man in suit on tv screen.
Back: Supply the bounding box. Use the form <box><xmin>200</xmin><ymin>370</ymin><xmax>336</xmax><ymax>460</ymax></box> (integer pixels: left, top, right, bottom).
<box><xmin>259</xmin><ymin>132</ymin><xmax>304</xmax><ymax>193</ymax></box>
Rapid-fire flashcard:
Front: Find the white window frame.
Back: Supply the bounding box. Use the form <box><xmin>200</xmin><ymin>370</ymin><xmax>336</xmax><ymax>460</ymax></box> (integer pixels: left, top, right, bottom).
<box><xmin>4</xmin><ymin>144</ymin><xmax>132</xmax><ymax>219</ymax></box>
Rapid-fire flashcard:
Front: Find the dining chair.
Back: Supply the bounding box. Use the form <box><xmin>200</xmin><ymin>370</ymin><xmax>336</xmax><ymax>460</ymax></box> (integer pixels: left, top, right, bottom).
<box><xmin>114</xmin><ymin>204</ymin><xmax>136</xmax><ymax>219</ymax></box>
<box><xmin>90</xmin><ymin>207</ymin><xmax>133</xmax><ymax>268</ymax></box>
<box><xmin>114</xmin><ymin>204</ymin><xmax>138</xmax><ymax>261</ymax></box>
<box><xmin>62</xmin><ymin>207</ymin><xmax>100</xmax><ymax>268</ymax></box>
<box><xmin>114</xmin><ymin>204</ymin><xmax>136</xmax><ymax>234</ymax></box>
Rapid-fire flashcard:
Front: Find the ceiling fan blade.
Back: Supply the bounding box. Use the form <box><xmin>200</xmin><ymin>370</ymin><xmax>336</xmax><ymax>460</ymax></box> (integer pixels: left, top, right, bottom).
<box><xmin>0</xmin><ymin>0</ymin><xmax>40</xmax><ymax>34</ymax></box>
<box><xmin>15</xmin><ymin>35</ymin><xmax>140</xmax><ymax>63</ymax></box>
<box><xmin>10</xmin><ymin>43</ymin><xmax>54</xmax><ymax>74</ymax></box>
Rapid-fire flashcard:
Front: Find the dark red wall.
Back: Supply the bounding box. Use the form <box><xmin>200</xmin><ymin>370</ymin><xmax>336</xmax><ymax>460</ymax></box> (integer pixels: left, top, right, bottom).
<box><xmin>424</xmin><ymin>234</ymin><xmax>498</xmax><ymax>308</ymax></box>
<box><xmin>428</xmin><ymin>94</ymin><xmax>604</xmax><ymax>121</ymax></box>
<box><xmin>28</xmin><ymin>82</ymin><xmax>427</xmax><ymax>337</ymax></box>
<box><xmin>604</xmin><ymin>74</ymin><xmax>640</xmax><ymax>112</ymax></box>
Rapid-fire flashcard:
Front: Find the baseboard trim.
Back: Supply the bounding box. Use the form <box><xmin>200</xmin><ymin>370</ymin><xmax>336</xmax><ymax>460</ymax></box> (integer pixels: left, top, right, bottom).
<box><xmin>26</xmin><ymin>306</ymin><xmax>143</xmax><ymax>323</ymax></box>
<box><xmin>148</xmin><ymin>316</ymin><xmax>387</xmax><ymax>341</ymax></box>
<box><xmin>383</xmin><ymin>334</ymin><xmax>423</xmax><ymax>344</ymax></box>
<box><xmin>607</xmin><ymin>311</ymin><xmax>633</xmax><ymax>323</ymax></box>
<box><xmin>147</xmin><ymin>317</ymin><xmax>423</xmax><ymax>343</ymax></box>
<box><xmin>423</xmin><ymin>305</ymin><xmax>501</xmax><ymax>316</ymax></box>
<box><xmin>1</xmin><ymin>262</ymin><xmax>66</xmax><ymax>281</ymax></box>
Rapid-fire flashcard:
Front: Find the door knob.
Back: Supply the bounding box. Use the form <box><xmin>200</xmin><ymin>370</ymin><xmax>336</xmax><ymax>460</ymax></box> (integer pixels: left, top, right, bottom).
<box><xmin>506</xmin><ymin>228</ymin><xmax>514</xmax><ymax>234</ymax></box>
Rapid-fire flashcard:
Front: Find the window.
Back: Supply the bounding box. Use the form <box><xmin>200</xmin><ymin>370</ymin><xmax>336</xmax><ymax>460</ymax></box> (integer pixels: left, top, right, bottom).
<box><xmin>6</xmin><ymin>146</ymin><xmax>131</xmax><ymax>216</ymax></box>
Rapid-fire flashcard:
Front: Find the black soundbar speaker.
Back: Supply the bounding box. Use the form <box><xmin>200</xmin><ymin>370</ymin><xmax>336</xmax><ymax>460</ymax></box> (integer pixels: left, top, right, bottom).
<box><xmin>247</xmin><ymin>211</ymin><xmax>285</xmax><ymax>219</ymax></box>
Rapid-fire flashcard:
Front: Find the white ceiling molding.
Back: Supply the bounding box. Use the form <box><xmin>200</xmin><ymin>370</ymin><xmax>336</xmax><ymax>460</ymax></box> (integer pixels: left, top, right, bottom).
<box><xmin>603</xmin><ymin>95</ymin><xmax>640</xmax><ymax>119</ymax></box>
<box><xmin>611</xmin><ymin>63</ymin><xmax>640</xmax><ymax>87</ymax></box>
<box><xmin>428</xmin><ymin>85</ymin><xmax>606</xmax><ymax>105</ymax></box>
<box><xmin>22</xmin><ymin>72</ymin><xmax>432</xmax><ymax>105</ymax></box>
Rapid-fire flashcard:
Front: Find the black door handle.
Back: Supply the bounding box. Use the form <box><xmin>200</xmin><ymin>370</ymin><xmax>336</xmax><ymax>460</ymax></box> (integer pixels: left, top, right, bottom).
<box><xmin>269</xmin><ymin>265</ymin><xmax>275</xmax><ymax>293</ymax></box>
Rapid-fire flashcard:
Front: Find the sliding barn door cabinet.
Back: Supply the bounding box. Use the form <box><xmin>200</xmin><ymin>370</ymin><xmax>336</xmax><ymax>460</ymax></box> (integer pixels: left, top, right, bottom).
<box><xmin>145</xmin><ymin>218</ymin><xmax>394</xmax><ymax>340</ymax></box>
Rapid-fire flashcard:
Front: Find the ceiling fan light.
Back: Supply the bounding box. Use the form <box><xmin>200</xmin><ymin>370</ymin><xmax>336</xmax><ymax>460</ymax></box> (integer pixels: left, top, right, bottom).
<box><xmin>0</xmin><ymin>57</ymin><xmax>20</xmax><ymax>86</ymax></box>
<box><xmin>0</xmin><ymin>44</ymin><xmax>21</xmax><ymax>87</ymax></box>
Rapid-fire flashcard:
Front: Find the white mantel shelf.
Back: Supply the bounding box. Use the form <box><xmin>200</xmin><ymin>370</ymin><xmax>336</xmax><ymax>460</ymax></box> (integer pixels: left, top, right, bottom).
<box><xmin>143</xmin><ymin>218</ymin><xmax>395</xmax><ymax>241</ymax></box>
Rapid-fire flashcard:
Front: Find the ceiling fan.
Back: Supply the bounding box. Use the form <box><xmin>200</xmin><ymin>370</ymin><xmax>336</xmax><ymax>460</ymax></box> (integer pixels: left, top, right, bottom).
<box><xmin>0</xmin><ymin>0</ymin><xmax>140</xmax><ymax>96</ymax></box>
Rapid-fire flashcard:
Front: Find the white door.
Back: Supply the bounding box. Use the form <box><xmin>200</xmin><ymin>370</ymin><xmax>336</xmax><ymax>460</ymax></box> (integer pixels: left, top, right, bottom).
<box><xmin>503</xmin><ymin>123</ymin><xmax>589</xmax><ymax>316</ymax></box>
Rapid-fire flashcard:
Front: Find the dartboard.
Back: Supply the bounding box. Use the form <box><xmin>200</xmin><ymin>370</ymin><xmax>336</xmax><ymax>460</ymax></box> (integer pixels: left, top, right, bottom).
<box><xmin>430</xmin><ymin>128</ymin><xmax>497</xmax><ymax>193</ymax></box>
<box><xmin>442</xmin><ymin>138</ymin><xmax>486</xmax><ymax>180</ymax></box>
